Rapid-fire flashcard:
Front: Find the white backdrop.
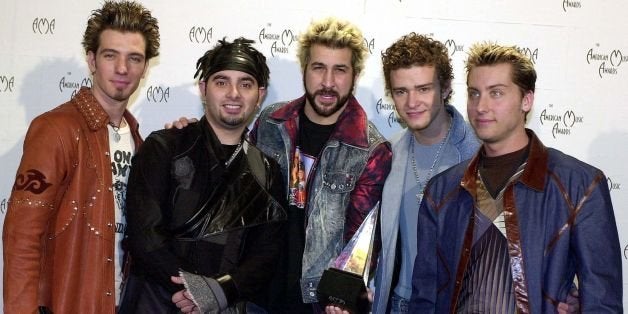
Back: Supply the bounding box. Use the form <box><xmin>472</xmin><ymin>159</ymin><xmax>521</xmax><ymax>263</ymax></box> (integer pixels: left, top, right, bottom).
<box><xmin>1</xmin><ymin>0</ymin><xmax>627</xmax><ymax>308</ymax></box>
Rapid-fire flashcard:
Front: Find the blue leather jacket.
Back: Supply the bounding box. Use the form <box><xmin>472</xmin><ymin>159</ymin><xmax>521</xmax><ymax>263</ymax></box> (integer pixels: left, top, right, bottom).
<box><xmin>249</xmin><ymin>95</ymin><xmax>392</xmax><ymax>303</ymax></box>
<box><xmin>410</xmin><ymin>129</ymin><xmax>622</xmax><ymax>313</ymax></box>
<box><xmin>372</xmin><ymin>105</ymin><xmax>479</xmax><ymax>313</ymax></box>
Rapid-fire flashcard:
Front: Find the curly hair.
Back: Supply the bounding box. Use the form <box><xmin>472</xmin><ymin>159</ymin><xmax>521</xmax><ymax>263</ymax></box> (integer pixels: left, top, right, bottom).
<box><xmin>194</xmin><ymin>37</ymin><xmax>270</xmax><ymax>88</ymax></box>
<box><xmin>82</xmin><ymin>0</ymin><xmax>160</xmax><ymax>59</ymax></box>
<box><xmin>381</xmin><ymin>33</ymin><xmax>453</xmax><ymax>103</ymax></box>
<box><xmin>465</xmin><ymin>42</ymin><xmax>536</xmax><ymax>94</ymax></box>
<box><xmin>297</xmin><ymin>17</ymin><xmax>368</xmax><ymax>76</ymax></box>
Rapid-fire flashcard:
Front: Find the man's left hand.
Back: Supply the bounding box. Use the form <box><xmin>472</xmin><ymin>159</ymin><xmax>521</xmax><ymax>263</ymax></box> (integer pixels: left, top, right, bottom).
<box><xmin>171</xmin><ymin>276</ymin><xmax>200</xmax><ymax>314</ymax></box>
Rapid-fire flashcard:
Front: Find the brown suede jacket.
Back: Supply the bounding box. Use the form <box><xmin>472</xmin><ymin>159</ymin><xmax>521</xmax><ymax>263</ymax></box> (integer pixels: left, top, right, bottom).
<box><xmin>3</xmin><ymin>87</ymin><xmax>142</xmax><ymax>313</ymax></box>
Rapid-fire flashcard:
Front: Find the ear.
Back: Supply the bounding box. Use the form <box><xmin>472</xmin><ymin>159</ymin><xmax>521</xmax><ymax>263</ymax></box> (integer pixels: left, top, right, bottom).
<box><xmin>257</xmin><ymin>87</ymin><xmax>267</xmax><ymax>108</ymax></box>
<box><xmin>441</xmin><ymin>85</ymin><xmax>452</xmax><ymax>101</ymax></box>
<box><xmin>522</xmin><ymin>90</ymin><xmax>534</xmax><ymax>113</ymax></box>
<box><xmin>198</xmin><ymin>81</ymin><xmax>207</xmax><ymax>102</ymax></box>
<box><xmin>141</xmin><ymin>60</ymin><xmax>149</xmax><ymax>79</ymax></box>
<box><xmin>87</xmin><ymin>51</ymin><xmax>96</xmax><ymax>74</ymax></box>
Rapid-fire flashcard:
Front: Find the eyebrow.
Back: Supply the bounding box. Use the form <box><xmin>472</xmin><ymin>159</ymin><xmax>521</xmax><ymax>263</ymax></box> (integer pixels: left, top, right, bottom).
<box><xmin>99</xmin><ymin>48</ymin><xmax>119</xmax><ymax>54</ymax></box>
<box><xmin>99</xmin><ymin>48</ymin><xmax>145</xmax><ymax>58</ymax></box>
<box><xmin>211</xmin><ymin>74</ymin><xmax>256</xmax><ymax>83</ymax></box>
<box><xmin>414</xmin><ymin>82</ymin><xmax>434</xmax><ymax>88</ymax></box>
<box><xmin>486</xmin><ymin>83</ymin><xmax>508</xmax><ymax>89</ymax></box>
<box><xmin>311</xmin><ymin>61</ymin><xmax>349</xmax><ymax>69</ymax></box>
<box><xmin>392</xmin><ymin>82</ymin><xmax>433</xmax><ymax>90</ymax></box>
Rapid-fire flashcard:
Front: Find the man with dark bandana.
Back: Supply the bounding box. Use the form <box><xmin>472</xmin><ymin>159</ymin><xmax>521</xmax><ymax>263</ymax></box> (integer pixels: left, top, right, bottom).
<box><xmin>409</xmin><ymin>42</ymin><xmax>622</xmax><ymax>313</ymax></box>
<box><xmin>119</xmin><ymin>38</ymin><xmax>287</xmax><ymax>313</ymax></box>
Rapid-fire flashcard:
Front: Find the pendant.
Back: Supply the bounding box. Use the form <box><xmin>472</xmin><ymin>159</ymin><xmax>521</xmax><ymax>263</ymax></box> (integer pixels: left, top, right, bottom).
<box><xmin>416</xmin><ymin>192</ymin><xmax>424</xmax><ymax>202</ymax></box>
<box><xmin>112</xmin><ymin>132</ymin><xmax>121</xmax><ymax>143</ymax></box>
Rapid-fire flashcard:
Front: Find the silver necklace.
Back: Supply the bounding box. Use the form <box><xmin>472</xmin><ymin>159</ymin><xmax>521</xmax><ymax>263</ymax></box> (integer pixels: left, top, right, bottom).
<box><xmin>224</xmin><ymin>141</ymin><xmax>244</xmax><ymax>167</ymax></box>
<box><xmin>108</xmin><ymin>122</ymin><xmax>121</xmax><ymax>143</ymax></box>
<box><xmin>410</xmin><ymin>122</ymin><xmax>452</xmax><ymax>202</ymax></box>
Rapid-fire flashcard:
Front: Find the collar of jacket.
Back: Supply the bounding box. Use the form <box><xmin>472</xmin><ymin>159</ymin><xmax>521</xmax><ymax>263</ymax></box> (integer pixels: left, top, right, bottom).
<box><xmin>446</xmin><ymin>104</ymin><xmax>472</xmax><ymax>146</ymax></box>
<box><xmin>72</xmin><ymin>87</ymin><xmax>140</xmax><ymax>134</ymax></box>
<box><xmin>461</xmin><ymin>129</ymin><xmax>548</xmax><ymax>194</ymax></box>
<box><xmin>196</xmin><ymin>115</ymin><xmax>249</xmax><ymax>164</ymax></box>
<box><xmin>267</xmin><ymin>94</ymin><xmax>371</xmax><ymax>148</ymax></box>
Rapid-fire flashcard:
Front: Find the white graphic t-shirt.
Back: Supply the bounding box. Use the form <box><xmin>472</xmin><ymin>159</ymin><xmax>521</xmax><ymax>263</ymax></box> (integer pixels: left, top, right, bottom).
<box><xmin>107</xmin><ymin>121</ymin><xmax>134</xmax><ymax>305</ymax></box>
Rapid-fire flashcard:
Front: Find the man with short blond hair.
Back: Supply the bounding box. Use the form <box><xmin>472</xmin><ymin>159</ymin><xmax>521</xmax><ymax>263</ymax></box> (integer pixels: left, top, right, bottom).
<box><xmin>409</xmin><ymin>42</ymin><xmax>622</xmax><ymax>313</ymax></box>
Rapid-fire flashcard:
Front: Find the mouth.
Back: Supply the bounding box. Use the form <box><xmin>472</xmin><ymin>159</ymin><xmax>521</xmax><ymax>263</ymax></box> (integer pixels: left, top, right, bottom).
<box><xmin>223</xmin><ymin>103</ymin><xmax>243</xmax><ymax>114</ymax></box>
<box><xmin>112</xmin><ymin>80</ymin><xmax>130</xmax><ymax>89</ymax></box>
<box><xmin>405</xmin><ymin>110</ymin><xmax>425</xmax><ymax>118</ymax></box>
<box><xmin>475</xmin><ymin>118</ymin><xmax>493</xmax><ymax>125</ymax></box>
<box><xmin>316</xmin><ymin>90</ymin><xmax>338</xmax><ymax>104</ymax></box>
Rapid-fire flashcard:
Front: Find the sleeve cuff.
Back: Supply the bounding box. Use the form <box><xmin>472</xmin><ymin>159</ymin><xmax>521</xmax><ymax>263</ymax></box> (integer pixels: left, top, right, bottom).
<box><xmin>178</xmin><ymin>270</ymin><xmax>228</xmax><ymax>313</ymax></box>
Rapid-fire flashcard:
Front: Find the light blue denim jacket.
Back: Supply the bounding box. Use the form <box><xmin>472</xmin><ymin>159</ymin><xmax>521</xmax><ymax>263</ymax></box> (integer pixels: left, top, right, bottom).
<box><xmin>250</xmin><ymin>95</ymin><xmax>392</xmax><ymax>303</ymax></box>
<box><xmin>372</xmin><ymin>105</ymin><xmax>479</xmax><ymax>313</ymax></box>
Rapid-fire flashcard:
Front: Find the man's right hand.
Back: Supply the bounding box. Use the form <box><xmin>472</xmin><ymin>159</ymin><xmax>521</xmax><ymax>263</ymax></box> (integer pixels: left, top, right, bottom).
<box><xmin>324</xmin><ymin>289</ymin><xmax>374</xmax><ymax>314</ymax></box>
<box><xmin>164</xmin><ymin>117</ymin><xmax>198</xmax><ymax>129</ymax></box>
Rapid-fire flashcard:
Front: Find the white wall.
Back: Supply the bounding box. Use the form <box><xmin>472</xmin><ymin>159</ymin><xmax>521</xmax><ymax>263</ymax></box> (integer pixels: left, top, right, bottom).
<box><xmin>1</xmin><ymin>0</ymin><xmax>627</xmax><ymax>308</ymax></box>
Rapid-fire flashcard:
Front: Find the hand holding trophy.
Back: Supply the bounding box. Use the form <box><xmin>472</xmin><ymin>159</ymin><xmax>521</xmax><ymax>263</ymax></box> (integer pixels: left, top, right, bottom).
<box><xmin>317</xmin><ymin>202</ymin><xmax>379</xmax><ymax>313</ymax></box>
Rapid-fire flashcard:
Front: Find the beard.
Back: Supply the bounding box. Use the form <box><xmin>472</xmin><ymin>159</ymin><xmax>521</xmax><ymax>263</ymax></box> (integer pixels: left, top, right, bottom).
<box><xmin>221</xmin><ymin>116</ymin><xmax>245</xmax><ymax>127</ymax></box>
<box><xmin>217</xmin><ymin>111</ymin><xmax>248</xmax><ymax>128</ymax></box>
<box><xmin>304</xmin><ymin>79</ymin><xmax>354</xmax><ymax>118</ymax></box>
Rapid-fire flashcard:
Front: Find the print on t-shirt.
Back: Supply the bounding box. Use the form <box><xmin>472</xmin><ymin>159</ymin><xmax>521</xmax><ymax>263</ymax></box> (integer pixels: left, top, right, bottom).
<box><xmin>111</xmin><ymin>149</ymin><xmax>131</xmax><ymax>234</ymax></box>
<box><xmin>289</xmin><ymin>147</ymin><xmax>315</xmax><ymax>209</ymax></box>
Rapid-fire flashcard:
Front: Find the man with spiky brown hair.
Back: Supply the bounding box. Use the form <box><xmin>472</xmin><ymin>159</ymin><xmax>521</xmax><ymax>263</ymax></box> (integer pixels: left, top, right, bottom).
<box><xmin>3</xmin><ymin>1</ymin><xmax>159</xmax><ymax>312</ymax></box>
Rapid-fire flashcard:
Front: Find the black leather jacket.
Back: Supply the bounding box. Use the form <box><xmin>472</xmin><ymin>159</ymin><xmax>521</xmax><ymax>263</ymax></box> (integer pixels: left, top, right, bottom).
<box><xmin>125</xmin><ymin>116</ymin><xmax>286</xmax><ymax>310</ymax></box>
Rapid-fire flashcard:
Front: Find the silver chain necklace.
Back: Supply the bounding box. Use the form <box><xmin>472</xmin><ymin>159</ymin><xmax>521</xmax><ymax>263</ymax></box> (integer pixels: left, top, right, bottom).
<box><xmin>410</xmin><ymin>122</ymin><xmax>452</xmax><ymax>202</ymax></box>
<box><xmin>224</xmin><ymin>141</ymin><xmax>244</xmax><ymax>167</ymax></box>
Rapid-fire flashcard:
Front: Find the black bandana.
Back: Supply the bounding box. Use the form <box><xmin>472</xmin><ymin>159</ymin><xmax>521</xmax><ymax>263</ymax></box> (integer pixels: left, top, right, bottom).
<box><xmin>195</xmin><ymin>38</ymin><xmax>269</xmax><ymax>87</ymax></box>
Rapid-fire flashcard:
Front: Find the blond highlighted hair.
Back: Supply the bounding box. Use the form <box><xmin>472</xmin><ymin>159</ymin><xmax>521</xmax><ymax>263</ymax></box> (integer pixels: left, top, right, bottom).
<box><xmin>465</xmin><ymin>42</ymin><xmax>536</xmax><ymax>94</ymax></box>
<box><xmin>297</xmin><ymin>17</ymin><xmax>368</xmax><ymax>76</ymax></box>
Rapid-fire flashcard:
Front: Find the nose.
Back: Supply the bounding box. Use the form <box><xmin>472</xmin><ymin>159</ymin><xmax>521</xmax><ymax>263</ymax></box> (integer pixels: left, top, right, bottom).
<box><xmin>407</xmin><ymin>90</ymin><xmax>420</xmax><ymax>108</ymax></box>
<box><xmin>475</xmin><ymin>95</ymin><xmax>489</xmax><ymax>113</ymax></box>
<box><xmin>226</xmin><ymin>84</ymin><xmax>241</xmax><ymax>99</ymax></box>
<box><xmin>321</xmin><ymin>69</ymin><xmax>334</xmax><ymax>89</ymax></box>
<box><xmin>115</xmin><ymin>58</ymin><xmax>128</xmax><ymax>75</ymax></box>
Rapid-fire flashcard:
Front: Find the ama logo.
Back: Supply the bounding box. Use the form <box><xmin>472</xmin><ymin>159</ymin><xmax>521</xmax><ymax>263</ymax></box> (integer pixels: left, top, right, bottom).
<box><xmin>32</xmin><ymin>18</ymin><xmax>55</xmax><ymax>34</ymax></box>
<box><xmin>189</xmin><ymin>26</ymin><xmax>213</xmax><ymax>43</ymax></box>
<box><xmin>146</xmin><ymin>86</ymin><xmax>170</xmax><ymax>103</ymax></box>
<box><xmin>0</xmin><ymin>75</ymin><xmax>15</xmax><ymax>92</ymax></box>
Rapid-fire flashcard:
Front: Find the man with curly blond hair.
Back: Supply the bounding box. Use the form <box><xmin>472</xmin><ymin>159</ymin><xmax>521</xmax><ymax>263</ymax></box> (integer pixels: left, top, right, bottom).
<box><xmin>3</xmin><ymin>1</ymin><xmax>159</xmax><ymax>312</ymax></box>
<box><xmin>249</xmin><ymin>17</ymin><xmax>392</xmax><ymax>313</ymax></box>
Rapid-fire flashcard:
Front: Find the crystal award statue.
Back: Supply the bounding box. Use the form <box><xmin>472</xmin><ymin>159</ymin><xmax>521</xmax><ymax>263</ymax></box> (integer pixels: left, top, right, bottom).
<box><xmin>316</xmin><ymin>202</ymin><xmax>379</xmax><ymax>313</ymax></box>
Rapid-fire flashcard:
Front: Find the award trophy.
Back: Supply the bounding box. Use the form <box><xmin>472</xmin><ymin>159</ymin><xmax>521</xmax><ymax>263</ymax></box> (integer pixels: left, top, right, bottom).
<box><xmin>316</xmin><ymin>202</ymin><xmax>379</xmax><ymax>313</ymax></box>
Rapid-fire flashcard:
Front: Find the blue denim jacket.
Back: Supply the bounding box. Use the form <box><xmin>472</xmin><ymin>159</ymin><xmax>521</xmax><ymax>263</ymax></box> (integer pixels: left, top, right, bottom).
<box><xmin>410</xmin><ymin>130</ymin><xmax>622</xmax><ymax>313</ymax></box>
<box><xmin>250</xmin><ymin>95</ymin><xmax>392</xmax><ymax>303</ymax></box>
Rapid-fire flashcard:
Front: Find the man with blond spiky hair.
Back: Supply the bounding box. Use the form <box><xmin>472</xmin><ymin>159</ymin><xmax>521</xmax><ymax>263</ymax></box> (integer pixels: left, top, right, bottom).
<box><xmin>249</xmin><ymin>17</ymin><xmax>392</xmax><ymax>313</ymax></box>
<box><xmin>3</xmin><ymin>1</ymin><xmax>159</xmax><ymax>313</ymax></box>
<box><xmin>409</xmin><ymin>42</ymin><xmax>621</xmax><ymax>313</ymax></box>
